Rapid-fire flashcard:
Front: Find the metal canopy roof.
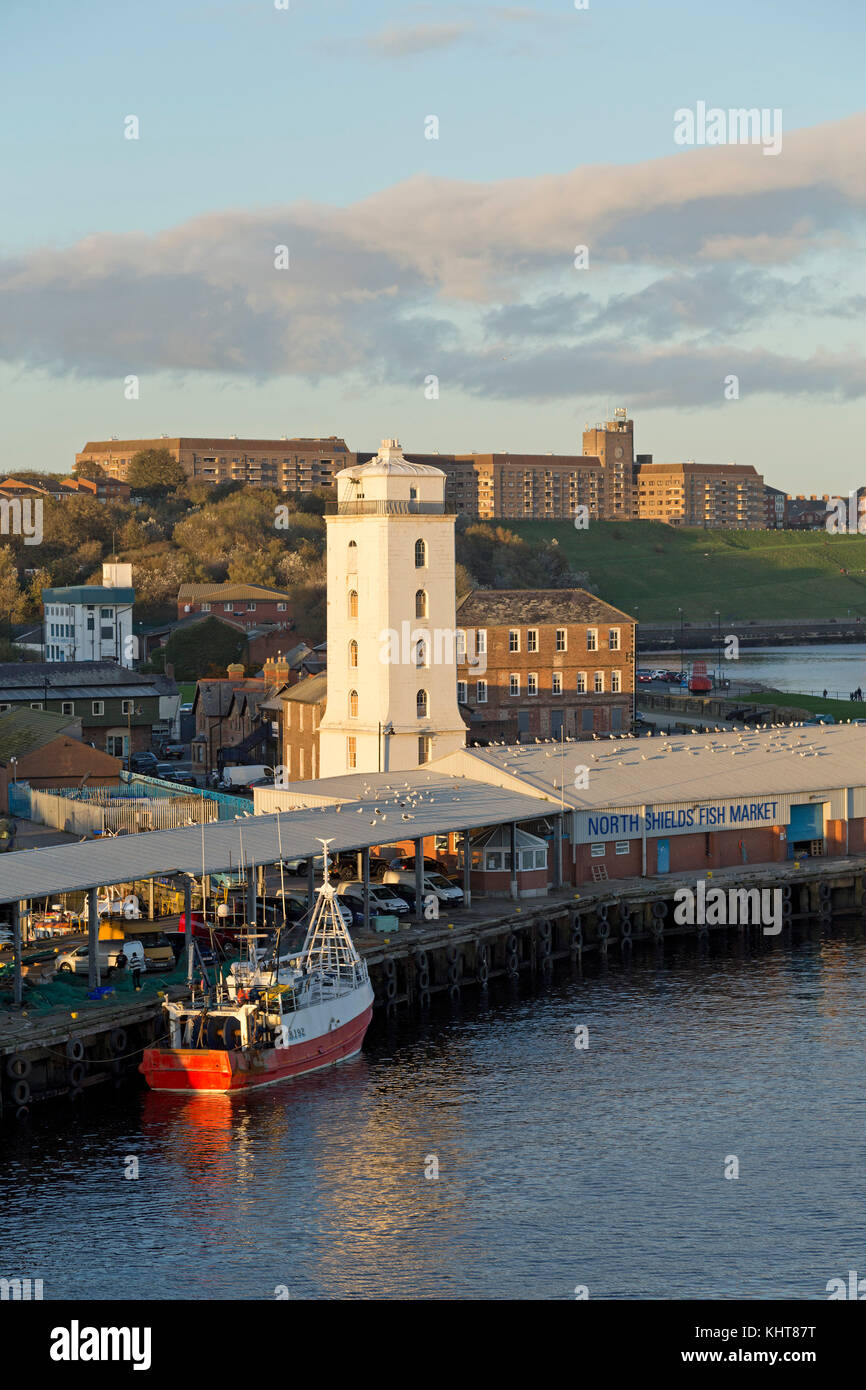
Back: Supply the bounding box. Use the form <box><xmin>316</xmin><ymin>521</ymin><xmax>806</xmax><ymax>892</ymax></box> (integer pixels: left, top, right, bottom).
<box><xmin>0</xmin><ymin>778</ymin><xmax>556</xmax><ymax>904</ymax></box>
<box><xmin>432</xmin><ymin>722</ymin><xmax>866</xmax><ymax>811</ymax></box>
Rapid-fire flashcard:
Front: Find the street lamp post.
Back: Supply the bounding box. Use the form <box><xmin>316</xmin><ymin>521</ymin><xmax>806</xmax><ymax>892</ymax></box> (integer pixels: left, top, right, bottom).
<box><xmin>677</xmin><ymin>607</ymin><xmax>684</xmax><ymax>678</ymax></box>
<box><xmin>126</xmin><ymin>703</ymin><xmax>143</xmax><ymax>772</ymax></box>
<box><xmin>715</xmin><ymin>610</ymin><xmax>721</xmax><ymax>687</ymax></box>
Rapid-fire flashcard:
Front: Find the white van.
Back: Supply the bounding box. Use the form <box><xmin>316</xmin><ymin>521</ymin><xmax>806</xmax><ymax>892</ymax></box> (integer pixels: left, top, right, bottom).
<box><xmin>382</xmin><ymin>870</ymin><xmax>464</xmax><ymax>905</ymax></box>
<box><xmin>56</xmin><ymin>939</ymin><xmax>147</xmax><ymax>976</ymax></box>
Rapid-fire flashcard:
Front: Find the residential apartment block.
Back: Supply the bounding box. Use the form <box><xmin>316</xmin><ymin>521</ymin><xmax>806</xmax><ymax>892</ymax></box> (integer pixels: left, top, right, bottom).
<box><xmin>454</xmin><ymin>589</ymin><xmax>636</xmax><ymax>743</ymax></box>
<box><xmin>75</xmin><ymin>437</ymin><xmax>352</xmax><ymax>491</ymax></box>
<box><xmin>73</xmin><ymin>413</ymin><xmax>767</xmax><ymax>527</ymax></box>
<box><xmin>635</xmin><ymin>461</ymin><xmax>764</xmax><ymax>528</ymax></box>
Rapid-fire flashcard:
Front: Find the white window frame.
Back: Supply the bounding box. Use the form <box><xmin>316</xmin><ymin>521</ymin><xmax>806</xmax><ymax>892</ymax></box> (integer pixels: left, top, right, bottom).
<box><xmin>587</xmin><ymin>628</ymin><xmax>598</xmax><ymax>651</ymax></box>
<box><xmin>552</xmin><ymin>672</ymin><xmax>562</xmax><ymax>695</ymax></box>
<box><xmin>555</xmin><ymin>628</ymin><xmax>567</xmax><ymax>652</ymax></box>
<box><xmin>611</xmin><ymin>670</ymin><xmax>621</xmax><ymax>693</ymax></box>
<box><xmin>476</xmin><ymin>680</ymin><xmax>487</xmax><ymax>704</ymax></box>
<box><xmin>508</xmin><ymin>629</ymin><xmax>520</xmax><ymax>652</ymax></box>
<box><xmin>576</xmin><ymin>672</ymin><xmax>587</xmax><ymax>694</ymax></box>
<box><xmin>61</xmin><ymin>701</ymin><xmax>74</xmax><ymax>715</ymax></box>
<box><xmin>615</xmin><ymin>841</ymin><xmax>630</xmax><ymax>855</ymax></box>
<box><xmin>476</xmin><ymin>629</ymin><xmax>487</xmax><ymax>655</ymax></box>
<box><xmin>456</xmin><ymin>680</ymin><xmax>468</xmax><ymax>704</ymax></box>
<box><xmin>509</xmin><ymin>673</ymin><xmax>520</xmax><ymax>697</ymax></box>
<box><xmin>590</xmin><ymin>843</ymin><xmax>606</xmax><ymax>858</ymax></box>
<box><xmin>594</xmin><ymin>671</ymin><xmax>604</xmax><ymax>693</ymax></box>
<box><xmin>527</xmin><ymin>629</ymin><xmax>539</xmax><ymax>653</ymax></box>
<box><xmin>527</xmin><ymin>673</ymin><xmax>538</xmax><ymax>696</ymax></box>
<box><xmin>609</xmin><ymin>628</ymin><xmax>621</xmax><ymax>651</ymax></box>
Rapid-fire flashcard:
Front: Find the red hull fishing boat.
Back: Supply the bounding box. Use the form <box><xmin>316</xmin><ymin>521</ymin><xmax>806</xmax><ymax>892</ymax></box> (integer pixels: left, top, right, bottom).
<box><xmin>140</xmin><ymin>842</ymin><xmax>373</xmax><ymax>1094</ymax></box>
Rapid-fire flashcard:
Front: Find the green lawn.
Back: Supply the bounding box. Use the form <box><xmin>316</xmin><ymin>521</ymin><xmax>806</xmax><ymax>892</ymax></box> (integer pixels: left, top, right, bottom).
<box><xmin>742</xmin><ymin>690</ymin><xmax>866</xmax><ymax>719</ymax></box>
<box><xmin>489</xmin><ymin>519</ymin><xmax>866</xmax><ymax>622</ymax></box>
<box><xmin>178</xmin><ymin>683</ymin><xmax>197</xmax><ymax>702</ymax></box>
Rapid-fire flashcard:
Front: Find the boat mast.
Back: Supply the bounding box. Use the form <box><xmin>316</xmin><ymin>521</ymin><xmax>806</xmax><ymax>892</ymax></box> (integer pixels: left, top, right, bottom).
<box><xmin>299</xmin><ymin>838</ymin><xmax>361</xmax><ymax>971</ymax></box>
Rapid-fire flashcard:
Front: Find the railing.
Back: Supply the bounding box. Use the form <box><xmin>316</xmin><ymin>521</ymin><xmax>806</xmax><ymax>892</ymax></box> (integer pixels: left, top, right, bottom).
<box><xmin>327</xmin><ymin>500</ymin><xmax>446</xmax><ymax>516</ymax></box>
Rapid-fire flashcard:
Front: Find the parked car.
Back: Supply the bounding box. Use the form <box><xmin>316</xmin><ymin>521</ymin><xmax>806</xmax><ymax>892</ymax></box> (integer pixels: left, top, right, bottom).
<box><xmin>336</xmin><ymin>881</ymin><xmax>410</xmax><ymax>918</ymax></box>
<box><xmin>368</xmin><ymin>856</ymin><xmax>395</xmax><ymax>881</ymax></box>
<box><xmin>163</xmin><ymin>743</ymin><xmax>187</xmax><ymax>759</ymax></box>
<box><xmin>130</xmin><ymin>751</ymin><xmax>159</xmax><ymax>773</ymax></box>
<box><xmin>388</xmin><ymin>854</ymin><xmax>448</xmax><ymax>876</ymax></box>
<box><xmin>383</xmin><ymin>869</ymin><xmax>464</xmax><ymax>905</ymax></box>
<box><xmin>160</xmin><ymin>768</ymin><xmax>196</xmax><ymax>785</ymax></box>
<box><xmin>56</xmin><ymin>939</ymin><xmax>147</xmax><ymax>976</ymax></box>
<box><xmin>282</xmin><ymin>854</ymin><xmax>334</xmax><ymax>877</ymax></box>
<box><xmin>637</xmin><ymin>673</ymin><xmax>653</xmax><ymax>684</ymax></box>
<box><xmin>179</xmin><ymin>703</ymin><xmax>193</xmax><ymax>714</ymax></box>
<box><xmin>269</xmin><ymin>889</ymin><xmax>353</xmax><ymax>930</ymax></box>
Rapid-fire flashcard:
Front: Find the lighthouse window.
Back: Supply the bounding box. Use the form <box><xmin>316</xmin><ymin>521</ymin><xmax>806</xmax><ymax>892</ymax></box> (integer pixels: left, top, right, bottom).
<box><xmin>416</xmin><ymin>689</ymin><xmax>429</xmax><ymax>717</ymax></box>
<box><xmin>414</xmin><ymin>538</ymin><xmax>427</xmax><ymax>568</ymax></box>
<box><xmin>348</xmin><ymin>589</ymin><xmax>358</xmax><ymax>618</ymax></box>
<box><xmin>348</xmin><ymin>690</ymin><xmax>358</xmax><ymax>718</ymax></box>
<box><xmin>415</xmin><ymin>589</ymin><xmax>428</xmax><ymax>619</ymax></box>
<box><xmin>348</xmin><ymin>640</ymin><xmax>358</xmax><ymax>668</ymax></box>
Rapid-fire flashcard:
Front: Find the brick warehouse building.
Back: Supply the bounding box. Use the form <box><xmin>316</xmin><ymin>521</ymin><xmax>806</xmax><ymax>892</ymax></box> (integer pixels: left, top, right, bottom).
<box><xmin>454</xmin><ymin>589</ymin><xmax>636</xmax><ymax>743</ymax></box>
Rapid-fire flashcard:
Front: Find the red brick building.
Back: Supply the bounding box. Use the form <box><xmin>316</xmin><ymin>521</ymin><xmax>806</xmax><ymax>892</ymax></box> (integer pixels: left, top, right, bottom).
<box><xmin>455</xmin><ymin>589</ymin><xmax>636</xmax><ymax>743</ymax></box>
<box><xmin>177</xmin><ymin>583</ymin><xmax>293</xmax><ymax>632</ymax></box>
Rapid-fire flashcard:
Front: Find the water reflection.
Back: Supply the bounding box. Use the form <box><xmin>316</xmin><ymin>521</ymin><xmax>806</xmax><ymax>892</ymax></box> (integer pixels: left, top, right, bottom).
<box><xmin>3</xmin><ymin>923</ymin><xmax>866</xmax><ymax>1299</ymax></box>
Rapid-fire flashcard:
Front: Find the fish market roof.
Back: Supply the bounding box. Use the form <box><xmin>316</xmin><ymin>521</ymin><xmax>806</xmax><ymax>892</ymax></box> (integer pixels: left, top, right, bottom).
<box><xmin>431</xmin><ymin>722</ymin><xmax>866</xmax><ymax>811</ymax></box>
<box><xmin>0</xmin><ymin>775</ymin><xmax>555</xmax><ymax>904</ymax></box>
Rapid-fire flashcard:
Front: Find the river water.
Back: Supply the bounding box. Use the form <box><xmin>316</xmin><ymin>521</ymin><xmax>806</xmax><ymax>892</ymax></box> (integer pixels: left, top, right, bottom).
<box><xmin>645</xmin><ymin>643</ymin><xmax>866</xmax><ymax>701</ymax></box>
<box><xmin>3</xmin><ymin>922</ymin><xmax>865</xmax><ymax>1300</ymax></box>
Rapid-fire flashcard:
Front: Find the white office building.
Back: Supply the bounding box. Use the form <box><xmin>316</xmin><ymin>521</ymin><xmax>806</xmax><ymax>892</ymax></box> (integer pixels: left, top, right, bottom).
<box><xmin>43</xmin><ymin>562</ymin><xmax>136</xmax><ymax>668</ymax></box>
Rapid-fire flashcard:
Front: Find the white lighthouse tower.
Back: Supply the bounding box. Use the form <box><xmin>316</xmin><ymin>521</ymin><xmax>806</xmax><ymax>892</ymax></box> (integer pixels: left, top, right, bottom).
<box><xmin>317</xmin><ymin>438</ymin><xmax>467</xmax><ymax>778</ymax></box>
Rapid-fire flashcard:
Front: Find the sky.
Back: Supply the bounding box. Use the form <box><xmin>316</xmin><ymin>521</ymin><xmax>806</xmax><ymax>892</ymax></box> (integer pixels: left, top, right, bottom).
<box><xmin>2</xmin><ymin>0</ymin><xmax>865</xmax><ymax>492</ymax></box>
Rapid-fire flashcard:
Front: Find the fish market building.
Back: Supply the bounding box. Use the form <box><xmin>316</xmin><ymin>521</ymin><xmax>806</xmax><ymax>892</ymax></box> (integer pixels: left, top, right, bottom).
<box><xmin>428</xmin><ymin>723</ymin><xmax>866</xmax><ymax>884</ymax></box>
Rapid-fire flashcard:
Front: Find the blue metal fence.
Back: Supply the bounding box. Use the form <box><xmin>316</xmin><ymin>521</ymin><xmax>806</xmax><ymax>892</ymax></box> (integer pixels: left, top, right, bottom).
<box><xmin>8</xmin><ymin>784</ymin><xmax>31</xmax><ymax>818</ymax></box>
<box><xmin>121</xmin><ymin>772</ymin><xmax>253</xmax><ymax>820</ymax></box>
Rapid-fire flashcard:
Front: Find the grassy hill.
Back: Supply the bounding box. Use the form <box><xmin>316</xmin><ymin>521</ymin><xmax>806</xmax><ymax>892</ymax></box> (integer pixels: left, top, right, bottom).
<box><xmin>483</xmin><ymin>520</ymin><xmax>866</xmax><ymax>622</ymax></box>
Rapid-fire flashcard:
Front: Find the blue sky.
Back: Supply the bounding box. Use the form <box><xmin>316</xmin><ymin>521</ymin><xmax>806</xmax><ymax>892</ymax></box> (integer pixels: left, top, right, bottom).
<box><xmin>2</xmin><ymin>0</ymin><xmax>865</xmax><ymax>490</ymax></box>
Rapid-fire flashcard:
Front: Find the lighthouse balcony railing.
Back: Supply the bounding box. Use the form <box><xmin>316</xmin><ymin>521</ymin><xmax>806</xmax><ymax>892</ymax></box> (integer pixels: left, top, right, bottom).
<box><xmin>327</xmin><ymin>500</ymin><xmax>447</xmax><ymax>516</ymax></box>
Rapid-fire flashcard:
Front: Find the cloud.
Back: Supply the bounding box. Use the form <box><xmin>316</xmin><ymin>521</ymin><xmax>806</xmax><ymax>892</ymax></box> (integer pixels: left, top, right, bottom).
<box><xmin>359</xmin><ymin>4</ymin><xmax>572</xmax><ymax>60</ymax></box>
<box><xmin>2</xmin><ymin>113</ymin><xmax>866</xmax><ymax>406</ymax></box>
<box><xmin>365</xmin><ymin>21</ymin><xmax>474</xmax><ymax>59</ymax></box>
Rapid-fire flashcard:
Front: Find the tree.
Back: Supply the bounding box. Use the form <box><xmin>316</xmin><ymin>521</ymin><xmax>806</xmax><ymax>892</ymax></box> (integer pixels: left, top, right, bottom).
<box><xmin>0</xmin><ymin>549</ymin><xmax>24</xmax><ymax>626</ymax></box>
<box><xmin>127</xmin><ymin>448</ymin><xmax>187</xmax><ymax>495</ymax></box>
<box><xmin>160</xmin><ymin>616</ymin><xmax>247</xmax><ymax>680</ymax></box>
<box><xmin>74</xmin><ymin>460</ymin><xmax>107</xmax><ymax>481</ymax></box>
<box><xmin>24</xmin><ymin>567</ymin><xmax>53</xmax><ymax>621</ymax></box>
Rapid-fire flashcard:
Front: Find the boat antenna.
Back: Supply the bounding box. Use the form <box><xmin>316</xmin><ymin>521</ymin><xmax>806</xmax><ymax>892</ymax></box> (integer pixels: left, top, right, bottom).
<box><xmin>276</xmin><ymin>812</ymin><xmax>287</xmax><ymax>931</ymax></box>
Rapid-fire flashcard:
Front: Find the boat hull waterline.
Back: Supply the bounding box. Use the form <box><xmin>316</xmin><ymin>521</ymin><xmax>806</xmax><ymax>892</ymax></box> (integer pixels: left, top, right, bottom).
<box><xmin>141</xmin><ymin>998</ymin><xmax>373</xmax><ymax>1093</ymax></box>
